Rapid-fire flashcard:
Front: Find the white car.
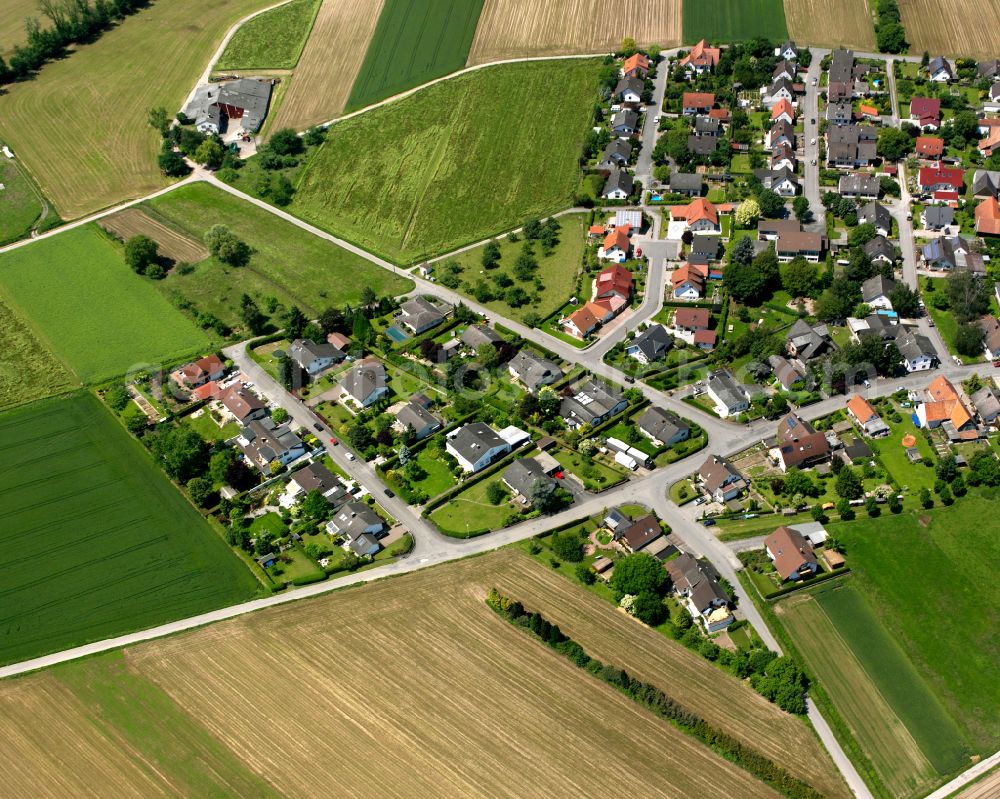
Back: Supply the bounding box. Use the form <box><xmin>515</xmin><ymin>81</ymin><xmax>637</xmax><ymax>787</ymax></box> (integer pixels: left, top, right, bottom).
<box><xmin>346</xmin><ymin>452</ymin><xmax>356</xmax><ymax>461</ymax></box>
<box><xmin>810</xmin><ymin>137</ymin><xmax>816</xmax><ymax>145</ymax></box>
<box><xmin>811</xmin><ymin>77</ymin><xmax>817</xmax><ymax>85</ymax></box>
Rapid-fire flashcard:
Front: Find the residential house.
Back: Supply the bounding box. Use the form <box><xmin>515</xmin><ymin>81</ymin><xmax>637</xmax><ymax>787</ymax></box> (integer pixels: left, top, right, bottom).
<box><xmin>976</xmin><ymin>197</ymin><xmax>1000</xmax><ymax>236</ymax></box>
<box><xmin>602</xmin><ymin>168</ymin><xmax>635</xmax><ymax>200</ymax></box>
<box><xmin>446</xmin><ymin>423</ymin><xmax>511</xmax><ymax>473</ymax></box>
<box><xmin>622</xmin><ymin>52</ymin><xmax>651</xmax><ymax>78</ymax></box>
<box><xmin>339</xmin><ymin>358</ymin><xmax>389</xmax><ymax>408</ymax></box>
<box><xmin>896</xmin><ymin>330</ymin><xmax>937</xmax><ymax>372</ymax></box>
<box><xmin>769</xmin><ymin>142</ymin><xmax>797</xmax><ymax>171</ymax></box>
<box><xmin>681</xmin><ymin>92</ymin><xmax>715</xmax><ymax>115</ymax></box>
<box><xmin>595</xmin><ymin>263</ymin><xmax>633</xmax><ymax>304</ymax></box>
<box><xmin>329</xmin><ymin>500</ymin><xmax>386</xmax><ymax>543</ymax></box>
<box><xmin>921</xmin><ymin>236</ymin><xmax>984</xmax><ymax>273</ymax></box>
<box><xmin>563</xmin><ymin>303</ymin><xmax>606</xmax><ymax>339</ymax></box>
<box><xmin>693</xmin><ymin>329</ymin><xmax>717</xmax><ymax>350</ymax></box>
<box><xmin>773</xmin><ymin>413</ymin><xmax>830</xmax><ymax>471</ymax></box>
<box><xmin>173</xmin><ymin>354</ymin><xmax>225</xmax><ymax>389</ymax></box>
<box><xmin>768</xmin><ymin>354</ymin><xmax>804</xmax><ymax>390</ymax></box>
<box><xmin>857</xmin><ymin>103</ymin><xmax>880</xmax><ymax>122</ymax></box>
<box><xmin>972</xmin><ymin>384</ymin><xmax>1000</xmax><ymax>425</ymax></box>
<box><xmin>862</xmin><ymin>274</ymin><xmax>896</xmax><ymax>310</ymax></box>
<box><xmin>671</xmin><ymin>307</ymin><xmax>711</xmax><ymax>343</ymax></box>
<box><xmin>626</xmin><ymin>324</ymin><xmax>673</xmax><ymax>365</ymax></box>
<box><xmin>979</xmin><ymin>59</ymin><xmax>1000</xmax><ymax>81</ymax></box>
<box><xmin>919</xmin><ymin>165</ymin><xmax>964</xmax><ymax>193</ymax></box>
<box><xmin>614</xmin><ymin>76</ymin><xmax>644</xmax><ymax>105</ymax></box>
<box><xmin>559</xmin><ymin>380</ymin><xmax>627</xmax><ymax>429</ymax></box>
<box><xmin>765</xmin><ymin>526</ymin><xmax>818</xmax><ymax>581</ymax></box>
<box><xmin>502</xmin><ymin>458</ymin><xmax>557</xmax><ymax>504</ymax></box>
<box><xmin>926</xmin><ymin>56</ymin><xmax>954</xmax><ymax>82</ymax></box>
<box><xmin>922</xmin><ymin>205</ymin><xmax>955</xmax><ymax>231</ymax></box>
<box><xmin>909</xmin><ymin>97</ymin><xmax>942</xmax><ymax>130</ymax></box>
<box><xmin>669</xmin><ymin>172</ymin><xmax>703</xmax><ymax>196</ymax></box>
<box><xmin>679</xmin><ymin>40</ymin><xmax>720</xmax><ymax>76</ymax></box>
<box><xmin>638</xmin><ymin>407</ymin><xmax>690</xmax><ymax>447</ymax></box>
<box><xmin>399</xmin><ymin>297</ymin><xmax>447</xmax><ymax>334</ymax></box>
<box><xmin>611</xmin><ymin>109</ymin><xmax>639</xmax><ymax>136</ymax></box>
<box><xmin>671</xmin><ymin>263</ymin><xmax>707</xmax><ymax>300</ymax></box>
<box><xmin>762</xmin><ymin>77</ymin><xmax>796</xmax><ymax>108</ymax></box>
<box><xmin>826</xmin><ymin>124</ymin><xmax>877</xmax><ymax>167</ymax></box>
<box><xmin>773</xmin><ymin>59</ymin><xmax>795</xmax><ymax>81</ymax></box>
<box><xmin>757</xmin><ymin>218</ymin><xmax>803</xmax><ymax>241</ymax></box>
<box><xmin>690</xmin><ymin>234</ymin><xmax>722</xmax><ymax>263</ymax></box>
<box><xmin>219</xmin><ymin>385</ymin><xmax>267</xmax><ymax>425</ymax></box>
<box><xmin>847</xmin><ymin>394</ymin><xmax>890</xmax><ymax>437</ymax></box>
<box><xmin>786</xmin><ymin>318</ymin><xmax>834</xmax><ymax>362</ymax></box>
<box><xmin>917</xmin><ymin>376</ymin><xmax>974</xmax><ymax>437</ymax></box>
<box><xmin>288</xmin><ymin>338</ymin><xmax>343</xmax><ymax>376</ymax></box>
<box><xmin>858</xmin><ymin>201</ymin><xmax>892</xmax><ymax>236</ymax></box>
<box><xmin>327</xmin><ymin>331</ymin><xmax>351</xmax><ymax>352</ymax></box>
<box><xmin>604</xmin><ymin>507</ymin><xmax>631</xmax><ymax>533</ymax></box>
<box><xmin>776</xmin><ymin>40</ymin><xmax>799</xmax><ymax>61</ymax></box>
<box><xmin>280</xmin><ymin>462</ymin><xmax>350</xmax><ymax>510</ymax></box>
<box><xmin>394</xmin><ymin>399</ymin><xmax>441</xmax><ymax>441</ymax></box>
<box><xmin>776</xmin><ymin>229</ymin><xmax>826</xmax><ymax>262</ymax></box>
<box><xmin>460</xmin><ymin>324</ymin><xmax>502</xmax><ymax>349</ymax></box>
<box><xmin>699</xmin><ymin>454</ymin><xmax>748</xmax><ymax>502</ymax></box>
<box><xmin>599</xmin><ymin>224</ymin><xmax>632</xmax><ymax>262</ymax></box>
<box><xmin>864</xmin><ymin>235</ymin><xmax>896</xmax><ymax>266</ymax></box>
<box><xmin>706</xmin><ymin>369</ymin><xmax>751</xmax><ymax>417</ymax></box>
<box><xmin>598</xmin><ymin>139</ymin><xmax>632</xmax><ymax>171</ymax></box>
<box><xmin>978</xmin><ymin>129</ymin><xmax>1000</xmax><ymax>157</ymax></box>
<box><xmin>766</xmin><ymin>119</ymin><xmax>795</xmax><ymax>149</ymax></box>
<box><xmin>693</xmin><ymin>115</ymin><xmax>721</xmax><ymax>137</ymax></box>
<box><xmin>838</xmin><ymin>172</ymin><xmax>880</xmax><ymax>199</ymax></box>
<box><xmin>687</xmin><ymin>134</ymin><xmax>718</xmax><ymax>156</ymax></box>
<box><xmin>238</xmin><ymin>417</ymin><xmax>306</xmax><ymax>472</ymax></box>
<box><xmin>828</xmin><ymin>49</ymin><xmax>855</xmax><ymax>101</ymax></box>
<box><xmin>665</xmin><ymin>553</ymin><xmax>733</xmax><ymax>631</ymax></box>
<box><xmin>915</xmin><ymin>135</ymin><xmax>945</xmax><ymax>158</ymax></box>
<box><xmin>508</xmin><ymin>350</ymin><xmax>563</xmax><ymax>392</ymax></box>
<box><xmin>755</xmin><ymin>166</ymin><xmax>800</xmax><ymax>197</ymax></box>
<box><xmin>980</xmin><ymin>316</ymin><xmax>1000</xmax><ymax>360</ymax></box>
<box><xmin>826</xmin><ymin>99</ymin><xmax>853</xmax><ymax>126</ymax></box>
<box><xmin>670</xmin><ymin>198</ymin><xmax>721</xmax><ymax>233</ymax></box>
<box><xmin>770</xmin><ymin>98</ymin><xmax>795</xmax><ymax>124</ymax></box>
<box><xmin>618</xmin><ymin>515</ymin><xmax>663</xmax><ymax>552</ymax></box>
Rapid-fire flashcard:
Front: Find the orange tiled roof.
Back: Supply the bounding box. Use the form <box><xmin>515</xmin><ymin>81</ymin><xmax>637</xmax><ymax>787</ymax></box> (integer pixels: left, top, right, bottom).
<box><xmin>977</xmin><ymin>197</ymin><xmax>1000</xmax><ymax>235</ymax></box>
<box><xmin>682</xmin><ymin>92</ymin><xmax>715</xmax><ymax>108</ymax></box>
<box><xmin>847</xmin><ymin>394</ymin><xmax>877</xmax><ymax>424</ymax></box>
<box><xmin>603</xmin><ymin>225</ymin><xmax>631</xmax><ymax>252</ymax></box>
<box><xmin>673</xmin><ymin>198</ymin><xmax>718</xmax><ymax>225</ymax></box>
<box><xmin>771</xmin><ymin>99</ymin><xmax>794</xmax><ymax>120</ymax></box>
<box><xmin>623</xmin><ymin>53</ymin><xmax>650</xmax><ymax>74</ymax></box>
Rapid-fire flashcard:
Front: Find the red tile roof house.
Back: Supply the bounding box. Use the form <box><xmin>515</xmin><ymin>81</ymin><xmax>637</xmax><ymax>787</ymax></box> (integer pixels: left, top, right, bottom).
<box><xmin>599</xmin><ymin>225</ymin><xmax>631</xmax><ymax>263</ymax></box>
<box><xmin>765</xmin><ymin>526</ymin><xmax>819</xmax><ymax>581</ymax></box>
<box><xmin>977</xmin><ymin>198</ymin><xmax>1000</xmax><ymax>236</ymax></box>
<box><xmin>617</xmin><ymin>515</ymin><xmax>663</xmax><ymax>552</ymax></box>
<box><xmin>562</xmin><ymin>302</ymin><xmax>610</xmax><ymax>339</ymax></box>
<box><xmin>672</xmin><ymin>263</ymin><xmax>708</xmax><ymax>300</ymax></box>
<box><xmin>772</xmin><ymin>412</ymin><xmax>830</xmax><ymax>471</ymax></box>
<box><xmin>682</xmin><ymin>92</ymin><xmax>715</xmax><ymax>115</ymax></box>
<box><xmin>918</xmin><ymin>165</ymin><xmax>964</xmax><ymax>193</ymax></box>
<box><xmin>172</xmin><ymin>353</ymin><xmax>226</xmax><ymax>389</ymax></box>
<box><xmin>908</xmin><ymin>97</ymin><xmax>941</xmax><ymax>130</ymax></box>
<box><xmin>670</xmin><ymin>198</ymin><xmax>721</xmax><ymax>233</ymax></box>
<box><xmin>622</xmin><ymin>52</ymin><xmax>651</xmax><ymax>78</ymax></box>
<box><xmin>770</xmin><ymin>98</ymin><xmax>795</xmax><ymax>124</ymax></box>
<box><xmin>672</xmin><ymin>307</ymin><xmax>710</xmax><ymax>332</ymax></box>
<box><xmin>979</xmin><ymin>129</ymin><xmax>1000</xmax><ymax>158</ymax></box>
<box><xmin>679</xmin><ymin>39</ymin><xmax>721</xmax><ymax>76</ymax></box>
<box><xmin>915</xmin><ymin>136</ymin><xmax>944</xmax><ymax>158</ymax></box>
<box><xmin>594</xmin><ymin>263</ymin><xmax>633</xmax><ymax>302</ymax></box>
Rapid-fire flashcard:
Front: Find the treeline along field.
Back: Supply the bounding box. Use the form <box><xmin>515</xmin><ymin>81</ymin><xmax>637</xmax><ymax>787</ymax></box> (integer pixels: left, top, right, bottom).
<box><xmin>0</xmin><ymin>393</ymin><xmax>260</xmax><ymax>666</ymax></box>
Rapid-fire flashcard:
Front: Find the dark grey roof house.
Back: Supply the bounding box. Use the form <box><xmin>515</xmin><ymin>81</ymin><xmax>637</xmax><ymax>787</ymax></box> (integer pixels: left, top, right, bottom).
<box><xmin>560</xmin><ymin>380</ymin><xmax>627</xmax><ymax>428</ymax></box>
<box><xmin>626</xmin><ymin>324</ymin><xmax>672</xmax><ymax>364</ymax></box>
<box><xmin>508</xmin><ymin>350</ymin><xmax>563</xmax><ymax>392</ymax></box>
<box><xmin>637</xmin><ymin>407</ymin><xmax>690</xmax><ymax>447</ymax></box>
<box><xmin>502</xmin><ymin>457</ymin><xmax>557</xmax><ymax>501</ymax></box>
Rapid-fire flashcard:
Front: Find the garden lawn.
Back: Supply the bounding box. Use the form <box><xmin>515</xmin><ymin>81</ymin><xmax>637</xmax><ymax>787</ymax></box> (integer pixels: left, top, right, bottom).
<box><xmin>345</xmin><ymin>0</ymin><xmax>485</xmax><ymax>111</ymax></box>
<box><xmin>922</xmin><ymin>279</ymin><xmax>979</xmax><ymax>364</ymax></box>
<box><xmin>0</xmin><ymin>393</ymin><xmax>260</xmax><ymax>665</ymax></box>
<box><xmin>552</xmin><ymin>447</ymin><xmax>627</xmax><ymax>492</ymax></box>
<box><xmin>185</xmin><ymin>410</ymin><xmax>239</xmax><ymax>442</ymax></box>
<box><xmin>0</xmin><ymin>154</ymin><xmax>43</xmax><ymax>244</ymax></box>
<box><xmin>430</xmin><ymin>475</ymin><xmax>518</xmax><ymax>535</ymax></box>
<box><xmin>830</xmin><ymin>497</ymin><xmax>1000</xmax><ymax>755</ymax></box>
<box><xmin>143</xmin><ymin>183</ymin><xmax>413</xmax><ymax>330</ymax></box>
<box><xmin>250</xmin><ymin>513</ymin><xmax>289</xmax><ymax>538</ymax></box>
<box><xmin>874</xmin><ymin>403</ymin><xmax>938</xmax><ymax>493</ymax></box>
<box><xmin>441</xmin><ymin>214</ymin><xmax>586</xmax><ymax>324</ymax></box>
<box><xmin>407</xmin><ymin>446</ymin><xmax>457</xmax><ymax>497</ymax></box>
<box><xmin>215</xmin><ymin>0</ymin><xmax>320</xmax><ymax>69</ymax></box>
<box><xmin>682</xmin><ymin>0</ymin><xmax>788</xmax><ymax>43</ymax></box>
<box><xmin>292</xmin><ymin>59</ymin><xmax>601</xmax><ymax>264</ymax></box>
<box><xmin>0</xmin><ymin>226</ymin><xmax>212</xmax><ymax>383</ymax></box>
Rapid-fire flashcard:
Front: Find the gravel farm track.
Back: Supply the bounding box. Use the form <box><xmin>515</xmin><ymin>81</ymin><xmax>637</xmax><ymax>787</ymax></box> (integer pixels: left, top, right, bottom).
<box><xmin>467</xmin><ymin>0</ymin><xmax>682</xmax><ymax>64</ymax></box>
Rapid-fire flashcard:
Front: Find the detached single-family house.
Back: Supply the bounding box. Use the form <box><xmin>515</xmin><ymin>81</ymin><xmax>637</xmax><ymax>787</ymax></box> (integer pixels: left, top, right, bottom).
<box><xmin>699</xmin><ymin>454</ymin><xmax>748</xmax><ymax>502</ymax></box>
<box><xmin>614</xmin><ymin>76</ymin><xmax>644</xmax><ymax>105</ymax></box>
<box><xmin>626</xmin><ymin>324</ymin><xmax>673</xmax><ymax>364</ymax></box>
<box><xmin>858</xmin><ymin>201</ymin><xmax>892</xmax><ymax>236</ymax></box>
<box><xmin>773</xmin><ymin>413</ymin><xmax>830</xmax><ymax>471</ymax></box>
<box><xmin>864</xmin><ymin>235</ymin><xmax>896</xmax><ymax>266</ymax></box>
<box><xmin>828</xmin><ymin>49</ymin><xmax>855</xmax><ymax>101</ymax></box>
<box><xmin>394</xmin><ymin>399</ymin><xmax>441</xmax><ymax>441</ymax></box>
<box><xmin>765</xmin><ymin>526</ymin><xmax>819</xmax><ymax>581</ymax></box>
<box><xmin>923</xmin><ymin>205</ymin><xmax>955</xmax><ymax>231</ymax></box>
<box><xmin>838</xmin><ymin>172</ymin><xmax>880</xmax><ymax>200</ymax></box>
<box><xmin>329</xmin><ymin>501</ymin><xmax>386</xmax><ymax>543</ymax></box>
<box><xmin>980</xmin><ymin>129</ymin><xmax>1000</xmax><ymax>158</ymax></box>
<box><xmin>773</xmin><ymin>59</ymin><xmax>796</xmax><ymax>81</ymax></box>
<box><xmin>599</xmin><ymin>225</ymin><xmax>632</xmax><ymax>262</ymax></box>
<box><xmin>786</xmin><ymin>319</ymin><xmax>834</xmax><ymax>362</ymax></box>
<box><xmin>665</xmin><ymin>554</ymin><xmax>733</xmax><ymax>632</ymax></box>
<box><xmin>460</xmin><ymin>324</ymin><xmax>502</xmax><ymax>350</ymax></box>
<box><xmin>595</xmin><ymin>263</ymin><xmax>633</xmax><ymax>302</ymax></box>
<box><xmin>776</xmin><ymin>229</ymin><xmax>826</xmax><ymax>263</ymax></box>
<box><xmin>679</xmin><ymin>40</ymin><xmax>720</xmax><ymax>76</ymax></box>
<box><xmin>220</xmin><ymin>385</ymin><xmax>267</xmax><ymax>424</ymax></box>
<box><xmin>847</xmin><ymin>394</ymin><xmax>890</xmax><ymax>437</ymax></box>
<box><xmin>399</xmin><ymin>297</ymin><xmax>447</xmax><ymax>334</ymax></box>
<box><xmin>599</xmin><ymin>139</ymin><xmax>632</xmax><ymax>171</ymax></box>
<box><xmin>976</xmin><ymin>197</ymin><xmax>1000</xmax><ymax>236</ymax></box>
<box><xmin>563</xmin><ymin>303</ymin><xmax>606</xmax><ymax>339</ymax></box>
<box><xmin>670</xmin><ymin>307</ymin><xmax>710</xmax><ymax>345</ymax></box>
<box><xmin>508</xmin><ymin>350</ymin><xmax>563</xmax><ymax>393</ymax></box>
<box><xmin>972</xmin><ymin>384</ymin><xmax>1000</xmax><ymax>425</ymax></box>
<box><xmin>670</xmin><ymin>198</ymin><xmax>722</xmax><ymax>233</ymax></box>
<box><xmin>669</xmin><ymin>172</ymin><xmax>703</xmax><ymax>196</ymax></box>
<box><xmin>288</xmin><ymin>338</ymin><xmax>343</xmax><ymax>376</ymax></box>
<box><xmin>611</xmin><ymin>109</ymin><xmax>639</xmax><ymax>136</ymax></box>
<box><xmin>502</xmin><ymin>458</ymin><xmax>557</xmax><ymax>504</ymax></box>
<box><xmin>560</xmin><ymin>380</ymin><xmax>627</xmax><ymax>429</ymax></box>
<box><xmin>446</xmin><ymin>423</ymin><xmax>511</xmax><ymax>473</ymax></box>
<box><xmin>862</xmin><ymin>274</ymin><xmax>896</xmax><ymax>311</ymax></box>
<box><xmin>238</xmin><ymin>417</ymin><xmax>306</xmax><ymax>472</ymax></box>
<box><xmin>681</xmin><ymin>91</ymin><xmax>715</xmax><ymax>115</ymax></box>
<box><xmin>706</xmin><ymin>369</ymin><xmax>751</xmax><ymax>417</ymax></box>
<box><xmin>980</xmin><ymin>316</ymin><xmax>1000</xmax><ymax>360</ymax></box>
<box><xmin>926</xmin><ymin>56</ymin><xmax>954</xmax><ymax>83</ymax></box>
<box><xmin>638</xmin><ymin>407</ymin><xmax>690</xmax><ymax>447</ymax></box>
<box><xmin>770</xmin><ymin>98</ymin><xmax>795</xmax><ymax>124</ymax></box>
<box><xmin>916</xmin><ymin>375</ymin><xmax>974</xmax><ymax>432</ymax></box>
<box><xmin>671</xmin><ymin>263</ymin><xmax>707</xmax><ymax>300</ymax></box>
<box><xmin>915</xmin><ymin>135</ymin><xmax>944</xmax><ymax>158</ymax></box>
<box><xmin>909</xmin><ymin>96</ymin><xmax>942</xmax><ymax>130</ymax></box>
<box><xmin>173</xmin><ymin>354</ymin><xmax>226</xmax><ymax>389</ymax></box>
<box><xmin>918</xmin><ymin>165</ymin><xmax>964</xmax><ymax>193</ymax></box>
<box><xmin>618</xmin><ymin>515</ymin><xmax>663</xmax><ymax>553</ymax></box>
<box><xmin>896</xmin><ymin>330</ymin><xmax>937</xmax><ymax>372</ymax></box>
<box><xmin>603</xmin><ymin>168</ymin><xmax>635</xmax><ymax>200</ymax></box>
<box><xmin>340</xmin><ymin>358</ymin><xmax>389</xmax><ymax>408</ymax></box>
<box><xmin>755</xmin><ymin>166</ymin><xmax>799</xmax><ymax>197</ymax></box>
<box><xmin>622</xmin><ymin>52</ymin><xmax>651</xmax><ymax>78</ymax></box>
<box><xmin>766</xmin><ymin>119</ymin><xmax>796</xmax><ymax>149</ymax></box>
<box><xmin>768</xmin><ymin>354</ymin><xmax>804</xmax><ymax>390</ymax></box>
<box><xmin>281</xmin><ymin>462</ymin><xmax>350</xmax><ymax>510</ymax></box>
<box><xmin>776</xmin><ymin>40</ymin><xmax>799</xmax><ymax>61</ymax></box>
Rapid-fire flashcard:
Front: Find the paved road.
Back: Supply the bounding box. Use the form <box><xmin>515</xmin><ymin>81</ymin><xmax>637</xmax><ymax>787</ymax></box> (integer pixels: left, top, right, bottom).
<box><xmin>634</xmin><ymin>55</ymin><xmax>670</xmax><ymax>188</ymax></box>
<box><xmin>924</xmin><ymin>753</ymin><xmax>1000</xmax><ymax>799</ymax></box>
<box><xmin>803</xmin><ymin>50</ymin><xmax>826</xmax><ymax>231</ymax></box>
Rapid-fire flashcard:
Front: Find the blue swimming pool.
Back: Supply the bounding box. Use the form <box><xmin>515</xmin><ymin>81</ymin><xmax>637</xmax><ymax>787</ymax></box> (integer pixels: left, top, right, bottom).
<box><xmin>650</xmin><ymin>194</ymin><xmax>663</xmax><ymax>202</ymax></box>
<box><xmin>386</xmin><ymin>325</ymin><xmax>408</xmax><ymax>342</ymax></box>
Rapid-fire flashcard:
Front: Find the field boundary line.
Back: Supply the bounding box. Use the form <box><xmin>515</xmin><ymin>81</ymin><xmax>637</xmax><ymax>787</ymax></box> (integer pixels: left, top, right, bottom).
<box><xmin>926</xmin><ymin>754</ymin><xmax>1000</xmax><ymax>799</ymax></box>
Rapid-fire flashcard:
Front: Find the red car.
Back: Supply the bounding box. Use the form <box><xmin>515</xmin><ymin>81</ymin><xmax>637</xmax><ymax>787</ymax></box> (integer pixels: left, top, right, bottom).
<box><xmin>993</xmin><ymin>360</ymin><xmax>1000</xmax><ymax>368</ymax></box>
<box><xmin>554</xmin><ymin>471</ymin><xmax>564</xmax><ymax>479</ymax></box>
<box><xmin>329</xmin><ymin>437</ymin><xmax>338</xmax><ymax>445</ymax></box>
<box><xmin>635</xmin><ymin>247</ymin><xmax>643</xmax><ymax>258</ymax></box>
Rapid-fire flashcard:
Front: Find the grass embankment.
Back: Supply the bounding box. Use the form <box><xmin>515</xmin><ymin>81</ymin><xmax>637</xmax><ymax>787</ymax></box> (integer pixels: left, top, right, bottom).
<box><xmin>215</xmin><ymin>0</ymin><xmax>321</xmax><ymax>69</ymax></box>
<box><xmin>345</xmin><ymin>0</ymin><xmax>485</xmax><ymax>111</ymax></box>
<box><xmin>291</xmin><ymin>59</ymin><xmax>601</xmax><ymax>264</ymax></box>
<box><xmin>0</xmin><ymin>393</ymin><xmax>261</xmax><ymax>666</ymax></box>
<box><xmin>143</xmin><ymin>182</ymin><xmax>413</xmax><ymax>330</ymax></box>
<box><xmin>0</xmin><ymin>225</ymin><xmax>211</xmax><ymax>383</ymax></box>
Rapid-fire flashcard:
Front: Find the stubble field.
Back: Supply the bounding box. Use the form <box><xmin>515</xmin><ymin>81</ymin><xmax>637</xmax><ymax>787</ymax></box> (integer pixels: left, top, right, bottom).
<box><xmin>98</xmin><ymin>207</ymin><xmax>210</xmax><ymax>264</ymax></box>
<box><xmin>898</xmin><ymin>0</ymin><xmax>1000</xmax><ymax>59</ymax></box>
<box><xmin>782</xmin><ymin>0</ymin><xmax>876</xmax><ymax>49</ymax></box>
<box><xmin>261</xmin><ymin>0</ymin><xmax>385</xmax><ymax>131</ymax></box>
<box><xmin>466</xmin><ymin>0</ymin><xmax>681</xmax><ymax>64</ymax></box>
<box><xmin>0</xmin><ymin>0</ymin><xmax>36</xmax><ymax>56</ymax></box>
<box><xmin>0</xmin><ymin>0</ymin><xmax>274</xmax><ymax>219</ymax></box>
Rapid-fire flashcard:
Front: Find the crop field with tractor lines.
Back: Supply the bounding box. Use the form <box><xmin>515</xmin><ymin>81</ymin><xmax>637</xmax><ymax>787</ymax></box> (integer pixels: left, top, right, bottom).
<box><xmin>782</xmin><ymin>0</ymin><xmax>876</xmax><ymax>49</ymax></box>
<box><xmin>0</xmin><ymin>393</ymin><xmax>260</xmax><ymax>666</ymax></box>
<box><xmin>0</xmin><ymin>296</ymin><xmax>77</xmax><ymax>412</ymax></box>
<box><xmin>466</xmin><ymin>0</ymin><xmax>682</xmax><ymax>64</ymax></box>
<box><xmin>898</xmin><ymin>0</ymin><xmax>1000</xmax><ymax>59</ymax></box>
<box><xmin>215</xmin><ymin>0</ymin><xmax>321</xmax><ymax>70</ymax></box>
<box><xmin>98</xmin><ymin>207</ymin><xmax>210</xmax><ymax>264</ymax></box>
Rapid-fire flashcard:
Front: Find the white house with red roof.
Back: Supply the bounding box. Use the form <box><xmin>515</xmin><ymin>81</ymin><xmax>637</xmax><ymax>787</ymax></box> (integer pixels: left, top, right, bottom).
<box><xmin>679</xmin><ymin>40</ymin><xmax>720</xmax><ymax>76</ymax></box>
<box><xmin>770</xmin><ymin>98</ymin><xmax>795</xmax><ymax>124</ymax></box>
<box><xmin>909</xmin><ymin>97</ymin><xmax>941</xmax><ymax>130</ymax></box>
<box><xmin>671</xmin><ymin>263</ymin><xmax>708</xmax><ymax>301</ymax></box>
<box><xmin>622</xmin><ymin>52</ymin><xmax>650</xmax><ymax>78</ymax></box>
<box><xmin>670</xmin><ymin>198</ymin><xmax>729</xmax><ymax>233</ymax></box>
<box><xmin>598</xmin><ymin>225</ymin><xmax>631</xmax><ymax>262</ymax></box>
<box><xmin>918</xmin><ymin>164</ymin><xmax>964</xmax><ymax>193</ymax></box>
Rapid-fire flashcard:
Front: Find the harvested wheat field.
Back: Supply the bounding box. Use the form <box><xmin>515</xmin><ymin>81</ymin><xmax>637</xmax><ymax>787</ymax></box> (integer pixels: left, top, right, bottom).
<box><xmin>0</xmin><ymin>0</ymin><xmax>37</xmax><ymax>57</ymax></box>
<box><xmin>98</xmin><ymin>208</ymin><xmax>209</xmax><ymax>263</ymax></box>
<box><xmin>951</xmin><ymin>767</ymin><xmax>1000</xmax><ymax>799</ymax></box>
<box><xmin>266</xmin><ymin>0</ymin><xmax>385</xmax><ymax>132</ymax></box>
<box><xmin>899</xmin><ymin>0</ymin><xmax>1000</xmax><ymax>59</ymax></box>
<box><xmin>112</xmin><ymin>551</ymin><xmax>783</xmax><ymax>798</ymax></box>
<box><xmin>783</xmin><ymin>0</ymin><xmax>876</xmax><ymax>50</ymax></box>
<box><xmin>467</xmin><ymin>0</ymin><xmax>681</xmax><ymax>65</ymax></box>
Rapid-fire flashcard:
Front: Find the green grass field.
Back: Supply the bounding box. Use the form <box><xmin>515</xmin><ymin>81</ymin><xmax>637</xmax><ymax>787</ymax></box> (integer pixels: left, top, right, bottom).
<box><xmin>440</xmin><ymin>214</ymin><xmax>586</xmax><ymax>323</ymax></box>
<box><xmin>0</xmin><ymin>154</ymin><xmax>43</xmax><ymax>244</ymax></box>
<box><xmin>682</xmin><ymin>0</ymin><xmax>789</xmax><ymax>43</ymax></box>
<box><xmin>345</xmin><ymin>0</ymin><xmax>485</xmax><ymax>111</ymax></box>
<box><xmin>832</xmin><ymin>498</ymin><xmax>1000</xmax><ymax>755</ymax></box>
<box><xmin>0</xmin><ymin>393</ymin><xmax>261</xmax><ymax>665</ymax></box>
<box><xmin>0</xmin><ymin>295</ymin><xmax>77</xmax><ymax>411</ymax></box>
<box><xmin>0</xmin><ymin>226</ymin><xmax>212</xmax><ymax>383</ymax></box>
<box><xmin>430</xmin><ymin>476</ymin><xmax>517</xmax><ymax>535</ymax></box>
<box><xmin>143</xmin><ymin>182</ymin><xmax>413</xmax><ymax>330</ymax></box>
<box><xmin>215</xmin><ymin>0</ymin><xmax>320</xmax><ymax>70</ymax></box>
<box><xmin>292</xmin><ymin>59</ymin><xmax>601</xmax><ymax>264</ymax></box>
